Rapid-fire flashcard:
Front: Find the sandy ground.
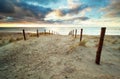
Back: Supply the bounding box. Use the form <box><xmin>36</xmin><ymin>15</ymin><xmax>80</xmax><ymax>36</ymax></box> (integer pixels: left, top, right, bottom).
<box><xmin>0</xmin><ymin>35</ymin><xmax>120</xmax><ymax>79</ymax></box>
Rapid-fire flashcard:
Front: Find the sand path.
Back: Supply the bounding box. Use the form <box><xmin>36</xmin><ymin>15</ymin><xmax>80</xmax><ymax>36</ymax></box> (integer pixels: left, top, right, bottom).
<box><xmin>0</xmin><ymin>35</ymin><xmax>120</xmax><ymax>79</ymax></box>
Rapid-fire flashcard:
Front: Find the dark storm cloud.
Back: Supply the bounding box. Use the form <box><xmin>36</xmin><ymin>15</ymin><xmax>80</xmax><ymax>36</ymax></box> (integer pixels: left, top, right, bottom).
<box><xmin>0</xmin><ymin>0</ymin><xmax>15</xmax><ymax>13</ymax></box>
<box><xmin>16</xmin><ymin>2</ymin><xmax>52</xmax><ymax>19</ymax></box>
<box><xmin>0</xmin><ymin>0</ymin><xmax>53</xmax><ymax>22</ymax></box>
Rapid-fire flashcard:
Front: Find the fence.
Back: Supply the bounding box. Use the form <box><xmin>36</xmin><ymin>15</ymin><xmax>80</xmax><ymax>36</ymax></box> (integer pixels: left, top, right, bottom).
<box><xmin>69</xmin><ymin>28</ymin><xmax>83</xmax><ymax>42</ymax></box>
<box><xmin>23</xmin><ymin>27</ymin><xmax>106</xmax><ymax>65</ymax></box>
<box><xmin>68</xmin><ymin>27</ymin><xmax>106</xmax><ymax>65</ymax></box>
<box><xmin>22</xmin><ymin>29</ymin><xmax>57</xmax><ymax>40</ymax></box>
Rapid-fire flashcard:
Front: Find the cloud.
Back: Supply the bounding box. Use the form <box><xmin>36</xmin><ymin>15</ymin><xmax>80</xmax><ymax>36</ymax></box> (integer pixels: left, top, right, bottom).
<box><xmin>47</xmin><ymin>10</ymin><xmax>64</xmax><ymax>17</ymax></box>
<box><xmin>102</xmin><ymin>0</ymin><xmax>120</xmax><ymax>17</ymax></box>
<box><xmin>45</xmin><ymin>11</ymin><xmax>89</xmax><ymax>23</ymax></box>
<box><xmin>0</xmin><ymin>2</ymin><xmax>35</xmax><ymax>22</ymax></box>
<box><xmin>45</xmin><ymin>5</ymin><xmax>91</xmax><ymax>23</ymax></box>
<box><xmin>79</xmin><ymin>18</ymin><xmax>120</xmax><ymax>27</ymax></box>
<box><xmin>45</xmin><ymin>16</ymin><xmax>89</xmax><ymax>24</ymax></box>
<box><xmin>61</xmin><ymin>4</ymin><xmax>88</xmax><ymax>15</ymax></box>
<box><xmin>45</xmin><ymin>4</ymin><xmax>88</xmax><ymax>19</ymax></box>
<box><xmin>0</xmin><ymin>0</ymin><xmax>53</xmax><ymax>22</ymax></box>
<box><xmin>0</xmin><ymin>0</ymin><xmax>113</xmax><ymax>24</ymax></box>
<box><xmin>0</xmin><ymin>0</ymin><xmax>15</xmax><ymax>13</ymax></box>
<box><xmin>0</xmin><ymin>16</ymin><xmax>5</xmax><ymax>20</ymax></box>
<box><xmin>16</xmin><ymin>2</ymin><xmax>52</xmax><ymax>19</ymax></box>
<box><xmin>66</xmin><ymin>16</ymin><xmax>89</xmax><ymax>21</ymax></box>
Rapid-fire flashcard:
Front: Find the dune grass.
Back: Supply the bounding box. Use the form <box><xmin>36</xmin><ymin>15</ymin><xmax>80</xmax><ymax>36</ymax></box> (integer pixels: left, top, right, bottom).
<box><xmin>79</xmin><ymin>40</ymin><xmax>87</xmax><ymax>47</ymax></box>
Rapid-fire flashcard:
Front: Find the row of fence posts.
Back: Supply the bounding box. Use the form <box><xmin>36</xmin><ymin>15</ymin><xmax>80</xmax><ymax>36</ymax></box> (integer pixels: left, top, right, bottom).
<box><xmin>68</xmin><ymin>27</ymin><xmax>106</xmax><ymax>65</ymax></box>
<box><xmin>69</xmin><ymin>28</ymin><xmax>83</xmax><ymax>42</ymax></box>
<box><xmin>23</xmin><ymin>27</ymin><xmax>106</xmax><ymax>65</ymax></box>
<box><xmin>22</xmin><ymin>29</ymin><xmax>57</xmax><ymax>40</ymax></box>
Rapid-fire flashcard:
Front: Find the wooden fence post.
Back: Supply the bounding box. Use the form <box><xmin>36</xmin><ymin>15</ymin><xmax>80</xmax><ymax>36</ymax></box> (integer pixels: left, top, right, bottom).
<box><xmin>75</xmin><ymin>29</ymin><xmax>77</xmax><ymax>38</ymax></box>
<box><xmin>44</xmin><ymin>29</ymin><xmax>46</xmax><ymax>35</ymax></box>
<box><xmin>53</xmin><ymin>31</ymin><xmax>54</xmax><ymax>35</ymax></box>
<box><xmin>70</xmin><ymin>31</ymin><xmax>72</xmax><ymax>35</ymax></box>
<box><xmin>37</xmin><ymin>29</ymin><xmax>39</xmax><ymax>37</ymax></box>
<box><xmin>23</xmin><ymin>29</ymin><xmax>26</xmax><ymax>40</ymax></box>
<box><xmin>80</xmin><ymin>29</ymin><xmax>83</xmax><ymax>42</ymax></box>
<box><xmin>73</xmin><ymin>30</ymin><xmax>74</xmax><ymax>36</ymax></box>
<box><xmin>49</xmin><ymin>30</ymin><xmax>50</xmax><ymax>35</ymax></box>
<box><xmin>95</xmin><ymin>27</ymin><xmax>106</xmax><ymax>65</ymax></box>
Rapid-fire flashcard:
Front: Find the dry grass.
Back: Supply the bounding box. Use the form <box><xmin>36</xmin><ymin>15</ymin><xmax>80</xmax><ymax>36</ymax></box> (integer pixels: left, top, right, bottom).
<box><xmin>9</xmin><ymin>37</ymin><xmax>17</xmax><ymax>42</ymax></box>
<box><xmin>0</xmin><ymin>40</ymin><xmax>4</xmax><ymax>46</ymax></box>
<box><xmin>0</xmin><ymin>33</ymin><xmax>23</xmax><ymax>47</ymax></box>
<box><xmin>79</xmin><ymin>40</ymin><xmax>87</xmax><ymax>47</ymax></box>
<box><xmin>9</xmin><ymin>37</ymin><xmax>23</xmax><ymax>43</ymax></box>
<box><xmin>69</xmin><ymin>43</ymin><xmax>79</xmax><ymax>51</ymax></box>
<box><xmin>28</xmin><ymin>32</ymin><xmax>52</xmax><ymax>37</ymax></box>
<box><xmin>0</xmin><ymin>32</ymin><xmax>54</xmax><ymax>47</ymax></box>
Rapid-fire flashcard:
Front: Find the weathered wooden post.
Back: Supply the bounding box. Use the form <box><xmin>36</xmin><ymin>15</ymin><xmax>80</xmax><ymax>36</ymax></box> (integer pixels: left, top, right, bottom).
<box><xmin>49</xmin><ymin>30</ymin><xmax>50</xmax><ymax>35</ymax></box>
<box><xmin>23</xmin><ymin>29</ymin><xmax>26</xmax><ymax>40</ymax></box>
<box><xmin>70</xmin><ymin>31</ymin><xmax>71</xmax><ymax>35</ymax></box>
<box><xmin>80</xmin><ymin>29</ymin><xmax>83</xmax><ymax>42</ymax></box>
<box><xmin>69</xmin><ymin>31</ymin><xmax>71</xmax><ymax>35</ymax></box>
<box><xmin>68</xmin><ymin>31</ymin><xmax>70</xmax><ymax>35</ymax></box>
<box><xmin>52</xmin><ymin>31</ymin><xmax>54</xmax><ymax>35</ymax></box>
<box><xmin>71</xmin><ymin>30</ymin><xmax>72</xmax><ymax>35</ymax></box>
<box><xmin>44</xmin><ymin>29</ymin><xmax>46</xmax><ymax>35</ymax></box>
<box><xmin>51</xmin><ymin>31</ymin><xmax>52</xmax><ymax>35</ymax></box>
<box><xmin>95</xmin><ymin>27</ymin><xmax>106</xmax><ymax>65</ymax></box>
<box><xmin>37</xmin><ymin>29</ymin><xmax>39</xmax><ymax>37</ymax></box>
<box><xmin>73</xmin><ymin>30</ymin><xmax>74</xmax><ymax>36</ymax></box>
<box><xmin>75</xmin><ymin>29</ymin><xmax>77</xmax><ymax>38</ymax></box>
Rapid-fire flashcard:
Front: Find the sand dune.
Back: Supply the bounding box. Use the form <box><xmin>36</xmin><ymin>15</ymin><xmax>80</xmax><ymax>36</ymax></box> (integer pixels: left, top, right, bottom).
<box><xmin>0</xmin><ymin>35</ymin><xmax>120</xmax><ymax>79</ymax></box>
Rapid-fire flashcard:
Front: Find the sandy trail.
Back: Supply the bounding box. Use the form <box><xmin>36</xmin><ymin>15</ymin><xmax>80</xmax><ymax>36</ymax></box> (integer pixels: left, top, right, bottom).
<box><xmin>0</xmin><ymin>35</ymin><xmax>120</xmax><ymax>79</ymax></box>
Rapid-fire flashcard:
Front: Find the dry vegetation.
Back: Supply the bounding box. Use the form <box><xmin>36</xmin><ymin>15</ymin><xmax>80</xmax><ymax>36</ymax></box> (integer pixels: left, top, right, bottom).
<box><xmin>79</xmin><ymin>40</ymin><xmax>87</xmax><ymax>47</ymax></box>
<box><xmin>0</xmin><ymin>32</ymin><xmax>52</xmax><ymax>47</ymax></box>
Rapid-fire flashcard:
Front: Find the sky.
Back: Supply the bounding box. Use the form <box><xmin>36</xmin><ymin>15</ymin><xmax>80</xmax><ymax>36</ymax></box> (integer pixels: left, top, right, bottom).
<box><xmin>0</xmin><ymin>0</ymin><xmax>120</xmax><ymax>27</ymax></box>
